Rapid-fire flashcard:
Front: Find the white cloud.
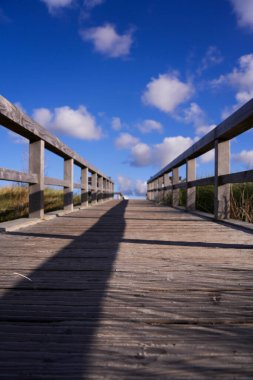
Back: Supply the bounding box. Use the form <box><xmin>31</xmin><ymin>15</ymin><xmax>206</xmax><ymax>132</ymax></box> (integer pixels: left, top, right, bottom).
<box><xmin>81</xmin><ymin>0</ymin><xmax>105</xmax><ymax>20</ymax></box>
<box><xmin>176</xmin><ymin>102</ymin><xmax>216</xmax><ymax>136</ymax></box>
<box><xmin>130</xmin><ymin>143</ymin><xmax>152</xmax><ymax>166</ymax></box>
<box><xmin>137</xmin><ymin>119</ymin><xmax>163</xmax><ymax>134</ymax></box>
<box><xmin>41</xmin><ymin>0</ymin><xmax>73</xmax><ymax>12</ymax></box>
<box><xmin>154</xmin><ymin>136</ymin><xmax>194</xmax><ymax>167</ymax></box>
<box><xmin>196</xmin><ymin>123</ymin><xmax>216</xmax><ymax>136</ymax></box>
<box><xmin>213</xmin><ymin>53</ymin><xmax>253</xmax><ymax>117</ymax></box>
<box><xmin>142</xmin><ymin>73</ymin><xmax>193</xmax><ymax>113</ymax></box>
<box><xmin>33</xmin><ymin>105</ymin><xmax>102</xmax><ymax>140</ymax></box>
<box><xmin>233</xmin><ymin>150</ymin><xmax>253</xmax><ymax>168</ymax></box>
<box><xmin>214</xmin><ymin>54</ymin><xmax>253</xmax><ymax>93</ymax></box>
<box><xmin>115</xmin><ymin>133</ymin><xmax>139</xmax><ymax>149</ymax></box>
<box><xmin>14</xmin><ymin>102</ymin><xmax>26</xmax><ymax>114</ymax></box>
<box><xmin>117</xmin><ymin>175</ymin><xmax>133</xmax><ymax>196</ymax></box>
<box><xmin>198</xmin><ymin>46</ymin><xmax>223</xmax><ymax>74</ymax></box>
<box><xmin>112</xmin><ymin>117</ymin><xmax>122</xmax><ymax>131</ymax></box>
<box><xmin>199</xmin><ymin>149</ymin><xmax>215</xmax><ymax>163</ymax></box>
<box><xmin>134</xmin><ymin>180</ymin><xmax>147</xmax><ymax>196</ymax></box>
<box><xmin>117</xmin><ymin>176</ymin><xmax>147</xmax><ymax>196</ymax></box>
<box><xmin>80</xmin><ymin>24</ymin><xmax>133</xmax><ymax>58</ymax></box>
<box><xmin>33</xmin><ymin>108</ymin><xmax>52</xmax><ymax>126</ymax></box>
<box><xmin>179</xmin><ymin>102</ymin><xmax>204</xmax><ymax>125</ymax></box>
<box><xmin>83</xmin><ymin>0</ymin><xmax>104</xmax><ymax>9</ymax></box>
<box><xmin>130</xmin><ymin>136</ymin><xmax>194</xmax><ymax>168</ymax></box>
<box><xmin>229</xmin><ymin>0</ymin><xmax>253</xmax><ymax>31</ymax></box>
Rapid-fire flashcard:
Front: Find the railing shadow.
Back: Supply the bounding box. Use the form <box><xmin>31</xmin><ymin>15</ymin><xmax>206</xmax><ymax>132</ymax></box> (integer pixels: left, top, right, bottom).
<box><xmin>0</xmin><ymin>200</ymin><xmax>128</xmax><ymax>379</ymax></box>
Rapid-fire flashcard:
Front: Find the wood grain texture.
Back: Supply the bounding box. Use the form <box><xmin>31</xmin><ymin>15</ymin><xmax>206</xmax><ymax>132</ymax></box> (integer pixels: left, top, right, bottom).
<box><xmin>147</xmin><ymin>170</ymin><xmax>253</xmax><ymax>194</ymax></box>
<box><xmin>0</xmin><ymin>167</ymin><xmax>38</xmax><ymax>184</ymax></box>
<box><xmin>44</xmin><ymin>176</ymin><xmax>69</xmax><ymax>188</ymax></box>
<box><xmin>0</xmin><ymin>95</ymin><xmax>113</xmax><ymax>182</ymax></box>
<box><xmin>0</xmin><ymin>200</ymin><xmax>252</xmax><ymax>379</ymax></box>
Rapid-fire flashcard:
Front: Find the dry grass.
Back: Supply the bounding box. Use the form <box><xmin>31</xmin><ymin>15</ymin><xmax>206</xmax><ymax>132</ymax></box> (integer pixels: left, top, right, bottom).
<box><xmin>0</xmin><ymin>186</ymin><xmax>81</xmax><ymax>222</ymax></box>
<box><xmin>231</xmin><ymin>183</ymin><xmax>253</xmax><ymax>223</ymax></box>
<box><xmin>0</xmin><ymin>184</ymin><xmax>252</xmax><ymax>224</ymax></box>
<box><xmin>162</xmin><ymin>183</ymin><xmax>253</xmax><ymax>223</ymax></box>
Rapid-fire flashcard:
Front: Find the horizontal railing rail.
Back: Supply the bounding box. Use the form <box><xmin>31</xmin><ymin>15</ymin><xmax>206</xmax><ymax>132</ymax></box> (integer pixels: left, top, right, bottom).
<box><xmin>147</xmin><ymin>99</ymin><xmax>253</xmax><ymax>220</ymax></box>
<box><xmin>0</xmin><ymin>95</ymin><xmax>114</xmax><ymax>219</ymax></box>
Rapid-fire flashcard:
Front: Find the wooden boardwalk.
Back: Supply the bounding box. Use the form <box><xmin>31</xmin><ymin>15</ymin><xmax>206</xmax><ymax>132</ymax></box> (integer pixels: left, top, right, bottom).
<box><xmin>0</xmin><ymin>200</ymin><xmax>253</xmax><ymax>379</ymax></box>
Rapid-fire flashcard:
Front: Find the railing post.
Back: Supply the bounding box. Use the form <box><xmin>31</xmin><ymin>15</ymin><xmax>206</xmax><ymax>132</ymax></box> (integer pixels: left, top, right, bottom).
<box><xmin>81</xmin><ymin>167</ymin><xmax>88</xmax><ymax>208</ymax></box>
<box><xmin>101</xmin><ymin>178</ymin><xmax>104</xmax><ymax>201</ymax></box>
<box><xmin>104</xmin><ymin>179</ymin><xmax>107</xmax><ymax>201</ymax></box>
<box><xmin>102</xmin><ymin>178</ymin><xmax>106</xmax><ymax>202</ymax></box>
<box><xmin>64</xmin><ymin>158</ymin><xmax>73</xmax><ymax>212</ymax></box>
<box><xmin>152</xmin><ymin>181</ymin><xmax>156</xmax><ymax>201</ymax></box>
<box><xmin>214</xmin><ymin>140</ymin><xmax>230</xmax><ymax>219</ymax></box>
<box><xmin>147</xmin><ymin>183</ymin><xmax>151</xmax><ymax>200</ymax></box>
<box><xmin>98</xmin><ymin>176</ymin><xmax>103</xmax><ymax>202</ymax></box>
<box><xmin>149</xmin><ymin>182</ymin><xmax>152</xmax><ymax>201</ymax></box>
<box><xmin>148</xmin><ymin>182</ymin><xmax>151</xmax><ymax>200</ymax></box>
<box><xmin>112</xmin><ymin>182</ymin><xmax>114</xmax><ymax>200</ymax></box>
<box><xmin>108</xmin><ymin>181</ymin><xmax>112</xmax><ymax>200</ymax></box>
<box><xmin>108</xmin><ymin>180</ymin><xmax>111</xmax><ymax>200</ymax></box>
<box><xmin>154</xmin><ymin>179</ymin><xmax>158</xmax><ymax>201</ymax></box>
<box><xmin>29</xmin><ymin>140</ymin><xmax>45</xmax><ymax>219</ymax></box>
<box><xmin>186</xmin><ymin>158</ymin><xmax>196</xmax><ymax>211</ymax></box>
<box><xmin>91</xmin><ymin>172</ymin><xmax>97</xmax><ymax>204</ymax></box>
<box><xmin>105</xmin><ymin>179</ymin><xmax>108</xmax><ymax>201</ymax></box>
<box><xmin>172</xmin><ymin>167</ymin><xmax>179</xmax><ymax>207</ymax></box>
<box><xmin>163</xmin><ymin>173</ymin><xmax>170</xmax><ymax>204</ymax></box>
<box><xmin>158</xmin><ymin>177</ymin><xmax>163</xmax><ymax>202</ymax></box>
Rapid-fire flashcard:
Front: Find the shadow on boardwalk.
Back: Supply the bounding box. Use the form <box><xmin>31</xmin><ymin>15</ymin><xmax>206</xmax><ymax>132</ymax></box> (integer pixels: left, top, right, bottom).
<box><xmin>1</xmin><ymin>200</ymin><xmax>253</xmax><ymax>379</ymax></box>
<box><xmin>0</xmin><ymin>201</ymin><xmax>128</xmax><ymax>379</ymax></box>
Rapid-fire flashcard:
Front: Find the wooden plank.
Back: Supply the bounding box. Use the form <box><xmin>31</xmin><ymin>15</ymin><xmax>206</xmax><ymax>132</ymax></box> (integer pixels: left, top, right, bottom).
<box><xmin>74</xmin><ymin>182</ymin><xmax>81</xmax><ymax>189</ymax></box>
<box><xmin>0</xmin><ymin>167</ymin><xmax>38</xmax><ymax>184</ymax></box>
<box><xmin>189</xmin><ymin>176</ymin><xmax>214</xmax><ymax>187</ymax></box>
<box><xmin>173</xmin><ymin>182</ymin><xmax>187</xmax><ymax>190</ymax></box>
<box><xmin>44</xmin><ymin>176</ymin><xmax>68</xmax><ymax>188</ymax></box>
<box><xmin>0</xmin><ymin>95</ymin><xmax>113</xmax><ymax>182</ymax></box>
<box><xmin>148</xmin><ymin>170</ymin><xmax>253</xmax><ymax>192</ymax></box>
<box><xmin>0</xmin><ymin>200</ymin><xmax>252</xmax><ymax>379</ymax></box>
<box><xmin>220</xmin><ymin>169</ymin><xmax>253</xmax><ymax>185</ymax></box>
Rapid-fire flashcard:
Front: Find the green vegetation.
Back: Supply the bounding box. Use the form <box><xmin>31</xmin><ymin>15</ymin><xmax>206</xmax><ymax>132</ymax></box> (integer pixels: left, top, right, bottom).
<box><xmin>0</xmin><ymin>184</ymin><xmax>252</xmax><ymax>224</ymax></box>
<box><xmin>162</xmin><ymin>183</ymin><xmax>253</xmax><ymax>223</ymax></box>
<box><xmin>231</xmin><ymin>183</ymin><xmax>253</xmax><ymax>223</ymax></box>
<box><xmin>0</xmin><ymin>187</ymin><xmax>81</xmax><ymax>223</ymax></box>
<box><xmin>196</xmin><ymin>185</ymin><xmax>214</xmax><ymax>214</ymax></box>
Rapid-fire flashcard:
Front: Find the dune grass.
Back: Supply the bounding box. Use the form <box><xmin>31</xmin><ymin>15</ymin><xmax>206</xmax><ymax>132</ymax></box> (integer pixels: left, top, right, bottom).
<box><xmin>0</xmin><ymin>186</ymin><xmax>81</xmax><ymax>222</ymax></box>
<box><xmin>162</xmin><ymin>183</ymin><xmax>253</xmax><ymax>223</ymax></box>
<box><xmin>0</xmin><ymin>184</ymin><xmax>252</xmax><ymax>223</ymax></box>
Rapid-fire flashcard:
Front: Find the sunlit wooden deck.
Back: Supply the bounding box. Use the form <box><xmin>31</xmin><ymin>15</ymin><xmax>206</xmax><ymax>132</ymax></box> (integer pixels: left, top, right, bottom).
<box><xmin>0</xmin><ymin>200</ymin><xmax>253</xmax><ymax>379</ymax></box>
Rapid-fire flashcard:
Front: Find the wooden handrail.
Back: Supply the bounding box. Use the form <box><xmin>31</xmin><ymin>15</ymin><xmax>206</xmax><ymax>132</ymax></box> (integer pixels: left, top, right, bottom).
<box><xmin>147</xmin><ymin>99</ymin><xmax>253</xmax><ymax>220</ymax></box>
<box><xmin>0</xmin><ymin>95</ymin><xmax>114</xmax><ymax>218</ymax></box>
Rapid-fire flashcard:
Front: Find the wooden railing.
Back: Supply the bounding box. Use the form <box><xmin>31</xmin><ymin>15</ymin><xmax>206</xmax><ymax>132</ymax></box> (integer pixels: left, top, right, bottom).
<box><xmin>147</xmin><ymin>99</ymin><xmax>253</xmax><ymax>220</ymax></box>
<box><xmin>0</xmin><ymin>95</ymin><xmax>114</xmax><ymax>219</ymax></box>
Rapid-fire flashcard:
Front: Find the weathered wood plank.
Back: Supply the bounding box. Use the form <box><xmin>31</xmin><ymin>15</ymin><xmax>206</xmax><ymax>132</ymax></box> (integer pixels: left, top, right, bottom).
<box><xmin>0</xmin><ymin>95</ymin><xmax>112</xmax><ymax>181</ymax></box>
<box><xmin>0</xmin><ymin>167</ymin><xmax>38</xmax><ymax>184</ymax></box>
<box><xmin>0</xmin><ymin>200</ymin><xmax>252</xmax><ymax>379</ymax></box>
<box><xmin>220</xmin><ymin>169</ymin><xmax>253</xmax><ymax>185</ymax></box>
<box><xmin>148</xmin><ymin>169</ymin><xmax>253</xmax><ymax>193</ymax></box>
<box><xmin>148</xmin><ymin>98</ymin><xmax>253</xmax><ymax>182</ymax></box>
<box><xmin>44</xmin><ymin>176</ymin><xmax>69</xmax><ymax>188</ymax></box>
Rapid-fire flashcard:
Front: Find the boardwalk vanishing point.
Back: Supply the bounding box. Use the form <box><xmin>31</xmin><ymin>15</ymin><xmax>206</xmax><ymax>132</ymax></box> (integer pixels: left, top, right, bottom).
<box><xmin>0</xmin><ymin>199</ymin><xmax>253</xmax><ymax>379</ymax></box>
<box><xmin>0</xmin><ymin>96</ymin><xmax>253</xmax><ymax>379</ymax></box>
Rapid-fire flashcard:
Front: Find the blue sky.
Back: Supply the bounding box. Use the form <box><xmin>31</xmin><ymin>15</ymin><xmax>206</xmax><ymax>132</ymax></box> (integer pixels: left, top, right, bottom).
<box><xmin>0</xmin><ymin>0</ymin><xmax>253</xmax><ymax>196</ymax></box>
